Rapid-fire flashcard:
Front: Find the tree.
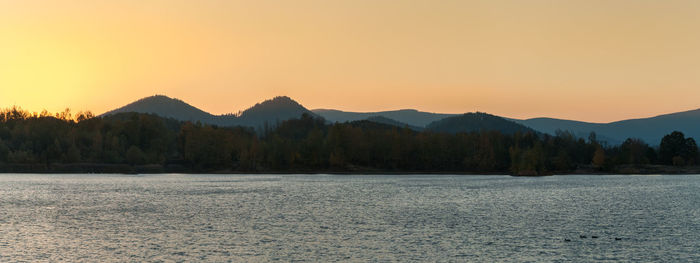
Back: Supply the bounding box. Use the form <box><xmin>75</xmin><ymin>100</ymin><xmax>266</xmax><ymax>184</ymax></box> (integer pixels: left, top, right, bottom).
<box><xmin>6</xmin><ymin>106</ymin><xmax>700</xmax><ymax>174</ymax></box>
<box><xmin>56</xmin><ymin>108</ymin><xmax>72</xmax><ymax>122</ymax></box>
<box><xmin>126</xmin><ymin>146</ymin><xmax>146</xmax><ymax>165</ymax></box>
<box><xmin>685</xmin><ymin>138</ymin><xmax>699</xmax><ymax>165</ymax></box>
<box><xmin>75</xmin><ymin>111</ymin><xmax>94</xmax><ymax>122</ymax></box>
<box><xmin>0</xmin><ymin>139</ymin><xmax>8</xmax><ymax>162</ymax></box>
<box><xmin>65</xmin><ymin>144</ymin><xmax>81</xmax><ymax>163</ymax></box>
<box><xmin>659</xmin><ymin>131</ymin><xmax>699</xmax><ymax>166</ymax></box>
<box><xmin>618</xmin><ymin>138</ymin><xmax>652</xmax><ymax>165</ymax></box>
<box><xmin>588</xmin><ymin>132</ymin><xmax>598</xmax><ymax>144</ymax></box>
<box><xmin>592</xmin><ymin>146</ymin><xmax>606</xmax><ymax>169</ymax></box>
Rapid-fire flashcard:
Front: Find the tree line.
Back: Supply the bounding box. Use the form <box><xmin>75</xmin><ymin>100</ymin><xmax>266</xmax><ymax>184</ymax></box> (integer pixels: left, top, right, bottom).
<box><xmin>0</xmin><ymin>107</ymin><xmax>697</xmax><ymax>174</ymax></box>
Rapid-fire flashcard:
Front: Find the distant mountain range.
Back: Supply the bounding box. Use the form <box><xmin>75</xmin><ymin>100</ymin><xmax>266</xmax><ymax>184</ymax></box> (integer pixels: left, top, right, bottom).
<box><xmin>311</xmin><ymin>109</ymin><xmax>455</xmax><ymax>127</ymax></box>
<box><xmin>511</xmin><ymin>109</ymin><xmax>700</xmax><ymax>145</ymax></box>
<box><xmin>314</xmin><ymin>108</ymin><xmax>700</xmax><ymax>145</ymax></box>
<box><xmin>364</xmin><ymin>116</ymin><xmax>424</xmax><ymax>131</ymax></box>
<box><xmin>233</xmin><ymin>96</ymin><xmax>315</xmax><ymax>128</ymax></box>
<box><xmin>101</xmin><ymin>95</ymin><xmax>700</xmax><ymax>145</ymax></box>
<box><xmin>427</xmin><ymin>112</ymin><xmax>537</xmax><ymax>135</ymax></box>
<box><xmin>101</xmin><ymin>95</ymin><xmax>217</xmax><ymax>123</ymax></box>
<box><xmin>102</xmin><ymin>95</ymin><xmax>314</xmax><ymax>129</ymax></box>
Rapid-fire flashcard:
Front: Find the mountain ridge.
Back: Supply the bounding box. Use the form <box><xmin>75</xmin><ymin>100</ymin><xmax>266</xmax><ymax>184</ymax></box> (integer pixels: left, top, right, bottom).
<box><xmin>100</xmin><ymin>95</ymin><xmax>216</xmax><ymax>123</ymax></box>
<box><xmin>101</xmin><ymin>95</ymin><xmax>315</xmax><ymax>129</ymax></box>
<box><xmin>513</xmin><ymin>108</ymin><xmax>700</xmax><ymax>145</ymax></box>
<box><xmin>101</xmin><ymin>95</ymin><xmax>700</xmax><ymax>145</ymax></box>
<box><xmin>312</xmin><ymin>108</ymin><xmax>457</xmax><ymax>127</ymax></box>
<box><xmin>427</xmin><ymin>112</ymin><xmax>538</xmax><ymax>135</ymax></box>
<box><xmin>234</xmin><ymin>96</ymin><xmax>316</xmax><ymax>128</ymax></box>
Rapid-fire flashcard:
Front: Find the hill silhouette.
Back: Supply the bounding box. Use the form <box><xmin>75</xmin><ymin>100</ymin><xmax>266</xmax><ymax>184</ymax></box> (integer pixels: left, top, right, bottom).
<box><xmin>3</xmin><ymin>103</ymin><xmax>699</xmax><ymax>174</ymax></box>
<box><xmin>312</xmin><ymin>109</ymin><xmax>456</xmax><ymax>127</ymax></box>
<box><xmin>100</xmin><ymin>95</ymin><xmax>217</xmax><ymax>123</ymax></box>
<box><xmin>233</xmin><ymin>96</ymin><xmax>316</xmax><ymax>128</ymax></box>
<box><xmin>101</xmin><ymin>95</ymin><xmax>700</xmax><ymax>145</ymax></box>
<box><xmin>427</xmin><ymin>112</ymin><xmax>537</xmax><ymax>135</ymax></box>
<box><xmin>101</xmin><ymin>95</ymin><xmax>315</xmax><ymax>130</ymax></box>
<box><xmin>514</xmin><ymin>108</ymin><xmax>700</xmax><ymax>145</ymax></box>
<box><xmin>364</xmin><ymin>116</ymin><xmax>424</xmax><ymax>131</ymax></box>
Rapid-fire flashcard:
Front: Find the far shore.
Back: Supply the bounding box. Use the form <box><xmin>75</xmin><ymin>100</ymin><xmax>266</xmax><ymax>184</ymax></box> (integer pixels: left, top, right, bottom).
<box><xmin>1</xmin><ymin>163</ymin><xmax>699</xmax><ymax>176</ymax></box>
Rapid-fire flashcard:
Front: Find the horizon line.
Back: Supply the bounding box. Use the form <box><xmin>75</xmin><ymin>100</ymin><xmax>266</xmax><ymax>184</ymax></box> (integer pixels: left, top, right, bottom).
<box><xmin>4</xmin><ymin>93</ymin><xmax>699</xmax><ymax>125</ymax></box>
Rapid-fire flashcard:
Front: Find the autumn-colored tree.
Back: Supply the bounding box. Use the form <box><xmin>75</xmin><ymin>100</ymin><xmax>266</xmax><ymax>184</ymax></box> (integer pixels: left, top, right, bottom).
<box><xmin>592</xmin><ymin>146</ymin><xmax>606</xmax><ymax>169</ymax></box>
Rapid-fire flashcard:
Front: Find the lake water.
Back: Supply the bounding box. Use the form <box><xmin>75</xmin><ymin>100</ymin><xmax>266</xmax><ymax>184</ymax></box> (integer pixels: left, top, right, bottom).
<box><xmin>0</xmin><ymin>174</ymin><xmax>698</xmax><ymax>262</ymax></box>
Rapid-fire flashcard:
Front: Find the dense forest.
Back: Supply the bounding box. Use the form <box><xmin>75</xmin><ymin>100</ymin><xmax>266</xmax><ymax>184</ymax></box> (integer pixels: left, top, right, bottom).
<box><xmin>0</xmin><ymin>107</ymin><xmax>698</xmax><ymax>175</ymax></box>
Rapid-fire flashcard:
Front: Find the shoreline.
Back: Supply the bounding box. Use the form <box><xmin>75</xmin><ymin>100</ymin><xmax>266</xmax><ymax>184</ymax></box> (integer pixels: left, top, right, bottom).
<box><xmin>1</xmin><ymin>163</ymin><xmax>699</xmax><ymax>175</ymax></box>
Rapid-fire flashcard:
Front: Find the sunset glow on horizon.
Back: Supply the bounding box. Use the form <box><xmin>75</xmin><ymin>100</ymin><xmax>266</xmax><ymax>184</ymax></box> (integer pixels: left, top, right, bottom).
<box><xmin>2</xmin><ymin>0</ymin><xmax>700</xmax><ymax>123</ymax></box>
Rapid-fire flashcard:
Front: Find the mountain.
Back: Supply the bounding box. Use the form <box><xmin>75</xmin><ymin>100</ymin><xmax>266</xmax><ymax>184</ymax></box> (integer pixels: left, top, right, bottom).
<box><xmin>364</xmin><ymin>116</ymin><xmax>424</xmax><ymax>131</ymax></box>
<box><xmin>346</xmin><ymin>119</ymin><xmax>412</xmax><ymax>131</ymax></box>
<box><xmin>513</xmin><ymin>108</ymin><xmax>700</xmax><ymax>145</ymax></box>
<box><xmin>427</xmin><ymin>112</ymin><xmax>537</xmax><ymax>135</ymax></box>
<box><xmin>509</xmin><ymin>118</ymin><xmax>617</xmax><ymax>143</ymax></box>
<box><xmin>101</xmin><ymin>95</ymin><xmax>700</xmax><ymax>145</ymax></box>
<box><xmin>312</xmin><ymin>109</ymin><xmax>456</xmax><ymax>127</ymax></box>
<box><xmin>100</xmin><ymin>95</ymin><xmax>217</xmax><ymax>123</ymax></box>
<box><xmin>233</xmin><ymin>96</ymin><xmax>316</xmax><ymax>128</ymax></box>
<box><xmin>101</xmin><ymin>95</ymin><xmax>315</xmax><ymax>129</ymax></box>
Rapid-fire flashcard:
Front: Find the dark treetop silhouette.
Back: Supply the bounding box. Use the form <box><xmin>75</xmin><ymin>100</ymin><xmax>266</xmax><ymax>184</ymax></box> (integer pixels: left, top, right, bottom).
<box><xmin>1</xmin><ymin>105</ymin><xmax>698</xmax><ymax>175</ymax></box>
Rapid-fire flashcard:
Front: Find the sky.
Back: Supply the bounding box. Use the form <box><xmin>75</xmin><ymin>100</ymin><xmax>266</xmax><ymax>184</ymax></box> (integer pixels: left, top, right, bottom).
<box><xmin>2</xmin><ymin>0</ymin><xmax>700</xmax><ymax>123</ymax></box>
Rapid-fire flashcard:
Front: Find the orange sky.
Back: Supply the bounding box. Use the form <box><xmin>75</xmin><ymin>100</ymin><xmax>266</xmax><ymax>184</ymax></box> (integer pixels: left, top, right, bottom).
<box><xmin>2</xmin><ymin>0</ymin><xmax>700</xmax><ymax>122</ymax></box>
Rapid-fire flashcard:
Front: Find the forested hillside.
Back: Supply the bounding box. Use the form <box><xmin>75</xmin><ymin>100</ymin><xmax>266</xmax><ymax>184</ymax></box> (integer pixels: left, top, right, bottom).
<box><xmin>1</xmin><ymin>107</ymin><xmax>698</xmax><ymax>175</ymax></box>
<box><xmin>514</xmin><ymin>108</ymin><xmax>700</xmax><ymax>145</ymax></box>
<box><xmin>427</xmin><ymin>112</ymin><xmax>537</xmax><ymax>135</ymax></box>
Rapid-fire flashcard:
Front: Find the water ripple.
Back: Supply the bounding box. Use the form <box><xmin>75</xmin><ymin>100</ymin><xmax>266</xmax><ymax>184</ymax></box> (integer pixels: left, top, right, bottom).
<box><xmin>0</xmin><ymin>174</ymin><xmax>698</xmax><ymax>262</ymax></box>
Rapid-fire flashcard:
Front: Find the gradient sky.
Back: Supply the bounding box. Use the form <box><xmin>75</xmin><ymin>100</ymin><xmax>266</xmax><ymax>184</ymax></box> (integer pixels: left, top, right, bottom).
<box><xmin>2</xmin><ymin>0</ymin><xmax>700</xmax><ymax>122</ymax></box>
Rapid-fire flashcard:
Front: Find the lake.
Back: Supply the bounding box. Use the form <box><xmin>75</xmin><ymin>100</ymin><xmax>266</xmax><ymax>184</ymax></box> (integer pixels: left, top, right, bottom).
<box><xmin>0</xmin><ymin>174</ymin><xmax>698</xmax><ymax>262</ymax></box>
